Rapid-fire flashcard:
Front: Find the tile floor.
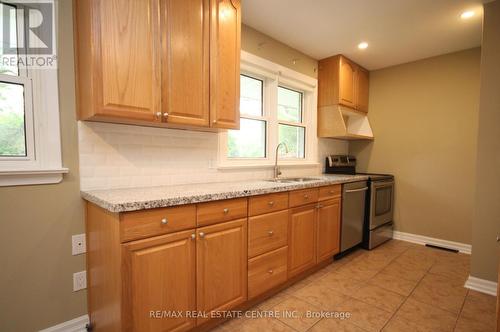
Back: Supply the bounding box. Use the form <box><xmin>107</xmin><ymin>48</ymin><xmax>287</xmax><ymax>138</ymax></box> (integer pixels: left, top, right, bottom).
<box><xmin>213</xmin><ymin>240</ymin><xmax>497</xmax><ymax>332</ymax></box>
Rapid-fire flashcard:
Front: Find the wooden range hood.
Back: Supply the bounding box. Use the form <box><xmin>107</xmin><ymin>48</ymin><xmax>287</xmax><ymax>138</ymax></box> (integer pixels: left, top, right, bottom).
<box><xmin>318</xmin><ymin>105</ymin><xmax>374</xmax><ymax>140</ymax></box>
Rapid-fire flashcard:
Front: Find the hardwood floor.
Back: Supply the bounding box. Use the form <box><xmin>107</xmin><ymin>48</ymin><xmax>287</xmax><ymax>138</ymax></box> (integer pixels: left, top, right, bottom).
<box><xmin>213</xmin><ymin>240</ymin><xmax>497</xmax><ymax>332</ymax></box>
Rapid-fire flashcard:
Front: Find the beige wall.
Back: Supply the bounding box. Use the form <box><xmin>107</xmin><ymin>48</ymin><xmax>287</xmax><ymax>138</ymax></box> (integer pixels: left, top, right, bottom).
<box><xmin>470</xmin><ymin>1</ymin><xmax>500</xmax><ymax>283</ymax></box>
<box><xmin>0</xmin><ymin>1</ymin><xmax>87</xmax><ymax>331</ymax></box>
<box><xmin>350</xmin><ymin>48</ymin><xmax>481</xmax><ymax>245</ymax></box>
<box><xmin>242</xmin><ymin>25</ymin><xmax>318</xmax><ymax>78</ymax></box>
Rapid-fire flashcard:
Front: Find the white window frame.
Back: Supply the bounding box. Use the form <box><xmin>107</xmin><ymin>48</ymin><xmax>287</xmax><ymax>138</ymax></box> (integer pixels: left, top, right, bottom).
<box><xmin>0</xmin><ymin>0</ymin><xmax>67</xmax><ymax>186</ymax></box>
<box><xmin>218</xmin><ymin>51</ymin><xmax>318</xmax><ymax>169</ymax></box>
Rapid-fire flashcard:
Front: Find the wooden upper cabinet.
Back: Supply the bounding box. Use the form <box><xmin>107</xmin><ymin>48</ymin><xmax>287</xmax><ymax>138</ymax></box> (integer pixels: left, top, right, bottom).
<box><xmin>209</xmin><ymin>0</ymin><xmax>241</xmax><ymax>129</ymax></box>
<box><xmin>122</xmin><ymin>230</ymin><xmax>196</xmax><ymax>332</ymax></box>
<box><xmin>318</xmin><ymin>54</ymin><xmax>369</xmax><ymax>113</ymax></box>
<box><xmin>288</xmin><ymin>204</ymin><xmax>317</xmax><ymax>277</ymax></box>
<box><xmin>338</xmin><ymin>56</ymin><xmax>356</xmax><ymax>108</ymax></box>
<box><xmin>356</xmin><ymin>66</ymin><xmax>369</xmax><ymax>113</ymax></box>
<box><xmin>74</xmin><ymin>0</ymin><xmax>161</xmax><ymax>122</ymax></box>
<box><xmin>196</xmin><ymin>218</ymin><xmax>247</xmax><ymax>322</ymax></box>
<box><xmin>161</xmin><ymin>0</ymin><xmax>210</xmax><ymax>126</ymax></box>
<box><xmin>75</xmin><ymin>0</ymin><xmax>241</xmax><ymax>130</ymax></box>
<box><xmin>316</xmin><ymin>198</ymin><xmax>341</xmax><ymax>262</ymax></box>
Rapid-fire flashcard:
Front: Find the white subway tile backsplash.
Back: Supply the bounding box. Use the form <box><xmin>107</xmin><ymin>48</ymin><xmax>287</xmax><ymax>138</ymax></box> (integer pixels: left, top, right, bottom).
<box><xmin>78</xmin><ymin>121</ymin><xmax>348</xmax><ymax>191</ymax></box>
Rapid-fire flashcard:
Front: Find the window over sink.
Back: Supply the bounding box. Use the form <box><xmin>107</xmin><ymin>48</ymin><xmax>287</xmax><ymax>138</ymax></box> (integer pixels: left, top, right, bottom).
<box><xmin>219</xmin><ymin>51</ymin><xmax>318</xmax><ymax>168</ymax></box>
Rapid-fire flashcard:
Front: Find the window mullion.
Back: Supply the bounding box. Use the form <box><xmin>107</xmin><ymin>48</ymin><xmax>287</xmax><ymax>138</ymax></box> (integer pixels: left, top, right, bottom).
<box><xmin>266</xmin><ymin>77</ymin><xmax>279</xmax><ymax>161</ymax></box>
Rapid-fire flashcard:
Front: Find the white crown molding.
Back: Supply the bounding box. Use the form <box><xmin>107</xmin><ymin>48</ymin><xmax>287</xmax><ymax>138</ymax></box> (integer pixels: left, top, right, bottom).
<box><xmin>464</xmin><ymin>276</ymin><xmax>498</xmax><ymax>296</ymax></box>
<box><xmin>392</xmin><ymin>230</ymin><xmax>471</xmax><ymax>254</ymax></box>
<box><xmin>38</xmin><ymin>315</ymin><xmax>89</xmax><ymax>332</ymax></box>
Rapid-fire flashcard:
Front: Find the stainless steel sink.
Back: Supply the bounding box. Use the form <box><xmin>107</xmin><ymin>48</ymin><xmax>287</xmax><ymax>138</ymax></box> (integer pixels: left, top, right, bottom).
<box><xmin>265</xmin><ymin>177</ymin><xmax>319</xmax><ymax>183</ymax></box>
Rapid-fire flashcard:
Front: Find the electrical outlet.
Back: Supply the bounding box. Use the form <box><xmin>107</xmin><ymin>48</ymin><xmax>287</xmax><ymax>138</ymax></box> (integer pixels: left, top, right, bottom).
<box><xmin>72</xmin><ymin>234</ymin><xmax>86</xmax><ymax>255</ymax></box>
<box><xmin>73</xmin><ymin>271</ymin><xmax>87</xmax><ymax>291</ymax></box>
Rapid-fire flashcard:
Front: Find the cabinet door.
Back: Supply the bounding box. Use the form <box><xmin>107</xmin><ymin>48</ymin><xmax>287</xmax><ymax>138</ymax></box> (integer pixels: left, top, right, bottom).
<box><xmin>288</xmin><ymin>204</ymin><xmax>317</xmax><ymax>277</ymax></box>
<box><xmin>338</xmin><ymin>56</ymin><xmax>356</xmax><ymax>108</ymax></box>
<box><xmin>161</xmin><ymin>0</ymin><xmax>210</xmax><ymax>126</ymax></box>
<box><xmin>196</xmin><ymin>218</ymin><xmax>247</xmax><ymax>323</ymax></box>
<box><xmin>317</xmin><ymin>198</ymin><xmax>341</xmax><ymax>262</ymax></box>
<box><xmin>122</xmin><ymin>230</ymin><xmax>196</xmax><ymax>332</ymax></box>
<box><xmin>356</xmin><ymin>66</ymin><xmax>369</xmax><ymax>113</ymax></box>
<box><xmin>209</xmin><ymin>0</ymin><xmax>241</xmax><ymax>129</ymax></box>
<box><xmin>92</xmin><ymin>0</ymin><xmax>161</xmax><ymax>122</ymax></box>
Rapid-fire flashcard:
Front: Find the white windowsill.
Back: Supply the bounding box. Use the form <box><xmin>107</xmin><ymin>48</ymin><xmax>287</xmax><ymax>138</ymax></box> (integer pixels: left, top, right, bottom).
<box><xmin>217</xmin><ymin>162</ymin><xmax>320</xmax><ymax>170</ymax></box>
<box><xmin>0</xmin><ymin>168</ymin><xmax>69</xmax><ymax>186</ymax></box>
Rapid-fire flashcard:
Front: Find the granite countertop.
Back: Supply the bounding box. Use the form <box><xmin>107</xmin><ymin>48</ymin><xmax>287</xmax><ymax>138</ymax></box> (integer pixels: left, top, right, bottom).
<box><xmin>81</xmin><ymin>174</ymin><xmax>369</xmax><ymax>213</ymax></box>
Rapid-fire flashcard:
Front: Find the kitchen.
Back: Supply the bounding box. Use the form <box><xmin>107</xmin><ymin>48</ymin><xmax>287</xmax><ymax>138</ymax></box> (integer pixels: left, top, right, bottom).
<box><xmin>0</xmin><ymin>0</ymin><xmax>499</xmax><ymax>331</ymax></box>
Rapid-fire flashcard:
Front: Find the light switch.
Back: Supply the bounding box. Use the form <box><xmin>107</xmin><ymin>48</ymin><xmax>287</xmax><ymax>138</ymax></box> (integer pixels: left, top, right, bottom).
<box><xmin>72</xmin><ymin>234</ymin><xmax>86</xmax><ymax>255</ymax></box>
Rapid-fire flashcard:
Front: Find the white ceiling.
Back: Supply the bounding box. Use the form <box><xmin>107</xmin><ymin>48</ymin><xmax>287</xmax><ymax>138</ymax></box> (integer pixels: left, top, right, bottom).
<box><xmin>242</xmin><ymin>0</ymin><xmax>490</xmax><ymax>70</ymax></box>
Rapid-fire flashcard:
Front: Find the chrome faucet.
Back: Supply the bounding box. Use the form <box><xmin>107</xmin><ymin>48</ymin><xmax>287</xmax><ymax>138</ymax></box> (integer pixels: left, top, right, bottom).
<box><xmin>274</xmin><ymin>142</ymin><xmax>289</xmax><ymax>180</ymax></box>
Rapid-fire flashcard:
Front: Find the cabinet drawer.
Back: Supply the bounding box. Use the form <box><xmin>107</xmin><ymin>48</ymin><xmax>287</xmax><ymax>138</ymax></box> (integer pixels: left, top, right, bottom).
<box><xmin>248</xmin><ymin>210</ymin><xmax>288</xmax><ymax>258</ymax></box>
<box><xmin>120</xmin><ymin>205</ymin><xmax>196</xmax><ymax>242</ymax></box>
<box><xmin>248</xmin><ymin>246</ymin><xmax>288</xmax><ymax>299</ymax></box>
<box><xmin>289</xmin><ymin>188</ymin><xmax>319</xmax><ymax>207</ymax></box>
<box><xmin>319</xmin><ymin>184</ymin><xmax>341</xmax><ymax>201</ymax></box>
<box><xmin>248</xmin><ymin>192</ymin><xmax>289</xmax><ymax>216</ymax></box>
<box><xmin>197</xmin><ymin>198</ymin><xmax>248</xmax><ymax>226</ymax></box>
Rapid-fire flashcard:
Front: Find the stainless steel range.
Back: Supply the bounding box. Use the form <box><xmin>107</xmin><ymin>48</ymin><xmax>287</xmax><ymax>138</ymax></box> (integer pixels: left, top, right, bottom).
<box><xmin>365</xmin><ymin>174</ymin><xmax>394</xmax><ymax>249</ymax></box>
<box><xmin>325</xmin><ymin>155</ymin><xmax>394</xmax><ymax>250</ymax></box>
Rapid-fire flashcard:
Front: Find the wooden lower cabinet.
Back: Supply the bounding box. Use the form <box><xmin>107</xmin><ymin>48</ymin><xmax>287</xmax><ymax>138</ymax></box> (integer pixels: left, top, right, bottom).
<box><xmin>87</xmin><ymin>186</ymin><xmax>343</xmax><ymax>332</ymax></box>
<box><xmin>196</xmin><ymin>218</ymin><xmax>248</xmax><ymax>323</ymax></box>
<box><xmin>248</xmin><ymin>246</ymin><xmax>288</xmax><ymax>299</ymax></box>
<box><xmin>288</xmin><ymin>204</ymin><xmax>318</xmax><ymax>277</ymax></box>
<box><xmin>316</xmin><ymin>198</ymin><xmax>341</xmax><ymax>262</ymax></box>
<box><xmin>122</xmin><ymin>230</ymin><xmax>197</xmax><ymax>332</ymax></box>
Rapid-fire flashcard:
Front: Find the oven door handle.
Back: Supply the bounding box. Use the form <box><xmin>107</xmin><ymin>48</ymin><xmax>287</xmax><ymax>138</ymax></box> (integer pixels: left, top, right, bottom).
<box><xmin>345</xmin><ymin>187</ymin><xmax>369</xmax><ymax>193</ymax></box>
<box><xmin>373</xmin><ymin>181</ymin><xmax>394</xmax><ymax>189</ymax></box>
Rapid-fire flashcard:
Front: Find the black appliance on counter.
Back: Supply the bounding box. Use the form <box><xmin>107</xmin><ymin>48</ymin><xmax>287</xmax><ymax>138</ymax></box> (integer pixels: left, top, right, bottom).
<box><xmin>325</xmin><ymin>155</ymin><xmax>394</xmax><ymax>250</ymax></box>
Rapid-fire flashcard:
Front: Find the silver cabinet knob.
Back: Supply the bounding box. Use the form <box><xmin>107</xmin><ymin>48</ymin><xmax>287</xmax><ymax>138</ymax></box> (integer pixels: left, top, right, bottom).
<box><xmin>304</xmin><ymin>194</ymin><xmax>309</xmax><ymax>199</ymax></box>
<box><xmin>161</xmin><ymin>218</ymin><xmax>168</xmax><ymax>225</ymax></box>
<box><xmin>329</xmin><ymin>190</ymin><xmax>335</xmax><ymax>194</ymax></box>
<box><xmin>191</xmin><ymin>233</ymin><xmax>196</xmax><ymax>240</ymax></box>
<box><xmin>155</xmin><ymin>112</ymin><xmax>162</xmax><ymax>118</ymax></box>
<box><xmin>163</xmin><ymin>112</ymin><xmax>168</xmax><ymax>117</ymax></box>
<box><xmin>268</xmin><ymin>201</ymin><xmax>275</xmax><ymax>206</ymax></box>
<box><xmin>316</xmin><ymin>204</ymin><xmax>323</xmax><ymax>209</ymax></box>
<box><xmin>497</xmin><ymin>235</ymin><xmax>500</xmax><ymax>242</ymax></box>
<box><xmin>268</xmin><ymin>230</ymin><xmax>274</xmax><ymax>236</ymax></box>
<box><xmin>268</xmin><ymin>269</ymin><xmax>274</xmax><ymax>274</ymax></box>
<box><xmin>223</xmin><ymin>208</ymin><xmax>229</xmax><ymax>214</ymax></box>
<box><xmin>199</xmin><ymin>232</ymin><xmax>205</xmax><ymax>239</ymax></box>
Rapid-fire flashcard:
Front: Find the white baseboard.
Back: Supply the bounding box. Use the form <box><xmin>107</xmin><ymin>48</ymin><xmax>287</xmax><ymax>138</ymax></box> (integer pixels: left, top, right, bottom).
<box><xmin>39</xmin><ymin>315</ymin><xmax>89</xmax><ymax>332</ymax></box>
<box><xmin>392</xmin><ymin>230</ymin><xmax>472</xmax><ymax>254</ymax></box>
<box><xmin>465</xmin><ymin>276</ymin><xmax>498</xmax><ymax>296</ymax></box>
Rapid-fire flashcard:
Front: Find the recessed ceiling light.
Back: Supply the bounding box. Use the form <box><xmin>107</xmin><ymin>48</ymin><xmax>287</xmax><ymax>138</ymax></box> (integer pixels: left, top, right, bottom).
<box><xmin>358</xmin><ymin>42</ymin><xmax>368</xmax><ymax>50</ymax></box>
<box><xmin>460</xmin><ymin>11</ymin><xmax>475</xmax><ymax>19</ymax></box>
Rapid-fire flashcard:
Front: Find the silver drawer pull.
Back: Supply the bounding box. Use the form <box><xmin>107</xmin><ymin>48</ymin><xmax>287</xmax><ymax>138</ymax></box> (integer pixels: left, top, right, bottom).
<box><xmin>223</xmin><ymin>208</ymin><xmax>229</xmax><ymax>214</ymax></box>
<box><xmin>268</xmin><ymin>269</ymin><xmax>274</xmax><ymax>274</ymax></box>
<box><xmin>268</xmin><ymin>230</ymin><xmax>274</xmax><ymax>236</ymax></box>
<box><xmin>161</xmin><ymin>218</ymin><xmax>168</xmax><ymax>225</ymax></box>
<box><xmin>268</xmin><ymin>201</ymin><xmax>275</xmax><ymax>206</ymax></box>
